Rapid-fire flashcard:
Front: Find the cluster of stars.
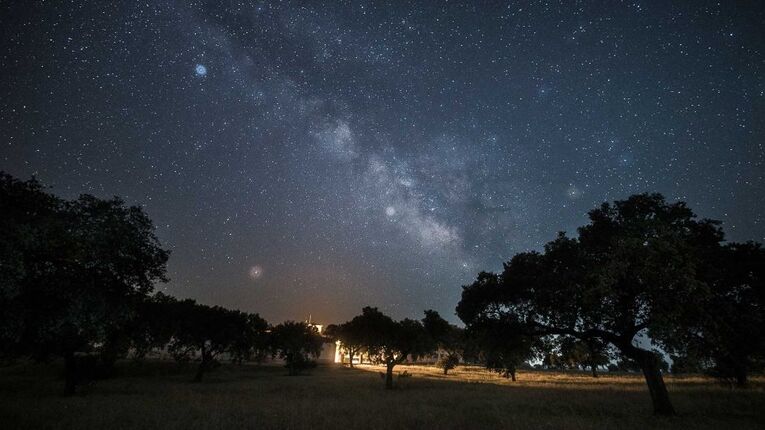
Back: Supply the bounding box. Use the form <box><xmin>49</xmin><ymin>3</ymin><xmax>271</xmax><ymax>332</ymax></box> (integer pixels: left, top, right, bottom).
<box><xmin>1</xmin><ymin>1</ymin><xmax>762</xmax><ymax>323</ymax></box>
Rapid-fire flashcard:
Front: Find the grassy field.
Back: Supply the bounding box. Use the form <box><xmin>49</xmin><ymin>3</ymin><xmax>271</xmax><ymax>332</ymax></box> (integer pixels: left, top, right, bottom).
<box><xmin>1</xmin><ymin>361</ymin><xmax>763</xmax><ymax>429</ymax></box>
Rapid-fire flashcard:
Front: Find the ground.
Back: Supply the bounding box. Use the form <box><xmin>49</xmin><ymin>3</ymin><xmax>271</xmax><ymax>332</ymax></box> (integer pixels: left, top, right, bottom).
<box><xmin>1</xmin><ymin>361</ymin><xmax>763</xmax><ymax>429</ymax></box>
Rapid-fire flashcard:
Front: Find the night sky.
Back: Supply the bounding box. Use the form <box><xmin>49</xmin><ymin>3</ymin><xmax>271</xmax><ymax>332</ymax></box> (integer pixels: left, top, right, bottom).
<box><xmin>2</xmin><ymin>1</ymin><xmax>763</xmax><ymax>324</ymax></box>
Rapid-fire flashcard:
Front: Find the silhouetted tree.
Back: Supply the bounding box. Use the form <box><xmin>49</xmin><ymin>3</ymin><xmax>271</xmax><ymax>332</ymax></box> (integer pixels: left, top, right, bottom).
<box><xmin>166</xmin><ymin>300</ymin><xmax>243</xmax><ymax>381</ymax></box>
<box><xmin>128</xmin><ymin>292</ymin><xmax>177</xmax><ymax>361</ymax></box>
<box><xmin>270</xmin><ymin>321</ymin><xmax>323</xmax><ymax>375</ymax></box>
<box><xmin>470</xmin><ymin>315</ymin><xmax>537</xmax><ymax>381</ymax></box>
<box><xmin>333</xmin><ymin>318</ymin><xmax>366</xmax><ymax>368</ymax></box>
<box><xmin>323</xmin><ymin>324</ymin><xmax>339</xmax><ymax>340</ymax></box>
<box><xmin>228</xmin><ymin>312</ymin><xmax>270</xmax><ymax>365</ymax></box>
<box><xmin>457</xmin><ymin>194</ymin><xmax>728</xmax><ymax>415</ymax></box>
<box><xmin>672</xmin><ymin>242</ymin><xmax>765</xmax><ymax>386</ymax></box>
<box><xmin>422</xmin><ymin>310</ymin><xmax>464</xmax><ymax>375</ymax></box>
<box><xmin>0</xmin><ymin>173</ymin><xmax>169</xmax><ymax>394</ymax></box>
<box><xmin>354</xmin><ymin>307</ymin><xmax>434</xmax><ymax>389</ymax></box>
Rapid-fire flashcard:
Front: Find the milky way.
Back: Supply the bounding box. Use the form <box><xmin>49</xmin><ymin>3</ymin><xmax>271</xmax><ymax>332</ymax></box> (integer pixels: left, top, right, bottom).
<box><xmin>1</xmin><ymin>1</ymin><xmax>763</xmax><ymax>323</ymax></box>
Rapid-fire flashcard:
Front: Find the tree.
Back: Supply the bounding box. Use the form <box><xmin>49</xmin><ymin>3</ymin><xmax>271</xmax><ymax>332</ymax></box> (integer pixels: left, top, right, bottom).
<box><xmin>1</xmin><ymin>173</ymin><xmax>68</xmax><ymax>362</ymax></box>
<box><xmin>128</xmin><ymin>292</ymin><xmax>177</xmax><ymax>361</ymax></box>
<box><xmin>323</xmin><ymin>324</ymin><xmax>339</xmax><ymax>340</ymax></box>
<box><xmin>457</xmin><ymin>194</ymin><xmax>727</xmax><ymax>415</ymax></box>
<box><xmin>229</xmin><ymin>312</ymin><xmax>270</xmax><ymax>365</ymax></box>
<box><xmin>0</xmin><ymin>173</ymin><xmax>169</xmax><ymax>394</ymax></box>
<box><xmin>673</xmin><ymin>242</ymin><xmax>765</xmax><ymax>386</ymax></box>
<box><xmin>166</xmin><ymin>300</ymin><xmax>242</xmax><ymax>381</ymax></box>
<box><xmin>270</xmin><ymin>321</ymin><xmax>323</xmax><ymax>375</ymax></box>
<box><xmin>470</xmin><ymin>315</ymin><xmax>537</xmax><ymax>381</ymax></box>
<box><xmin>422</xmin><ymin>310</ymin><xmax>464</xmax><ymax>375</ymax></box>
<box><xmin>333</xmin><ymin>319</ymin><xmax>365</xmax><ymax>368</ymax></box>
<box><xmin>353</xmin><ymin>307</ymin><xmax>434</xmax><ymax>389</ymax></box>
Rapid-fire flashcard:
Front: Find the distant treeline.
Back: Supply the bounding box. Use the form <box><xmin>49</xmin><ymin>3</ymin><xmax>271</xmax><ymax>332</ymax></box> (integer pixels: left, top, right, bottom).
<box><xmin>2</xmin><ymin>173</ymin><xmax>763</xmax><ymax>417</ymax></box>
<box><xmin>0</xmin><ymin>173</ymin><xmax>325</xmax><ymax>392</ymax></box>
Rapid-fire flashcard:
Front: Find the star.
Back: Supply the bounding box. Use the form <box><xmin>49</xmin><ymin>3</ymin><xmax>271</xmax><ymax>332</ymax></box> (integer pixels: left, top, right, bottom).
<box><xmin>3</xmin><ymin>1</ymin><xmax>762</xmax><ymax>324</ymax></box>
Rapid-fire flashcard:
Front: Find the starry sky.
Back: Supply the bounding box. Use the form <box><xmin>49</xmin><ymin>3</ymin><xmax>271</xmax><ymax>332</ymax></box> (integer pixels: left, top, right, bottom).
<box><xmin>2</xmin><ymin>1</ymin><xmax>764</xmax><ymax>324</ymax></box>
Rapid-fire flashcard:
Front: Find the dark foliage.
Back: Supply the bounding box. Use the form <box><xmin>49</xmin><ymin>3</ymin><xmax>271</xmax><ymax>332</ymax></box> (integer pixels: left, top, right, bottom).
<box><xmin>671</xmin><ymin>242</ymin><xmax>765</xmax><ymax>386</ymax></box>
<box><xmin>423</xmin><ymin>310</ymin><xmax>464</xmax><ymax>375</ymax></box>
<box><xmin>0</xmin><ymin>173</ymin><xmax>169</xmax><ymax>393</ymax></box>
<box><xmin>333</xmin><ymin>318</ymin><xmax>366</xmax><ymax>368</ymax></box>
<box><xmin>349</xmin><ymin>307</ymin><xmax>435</xmax><ymax>388</ymax></box>
<box><xmin>270</xmin><ymin>321</ymin><xmax>323</xmax><ymax>375</ymax></box>
<box><xmin>456</xmin><ymin>193</ymin><xmax>755</xmax><ymax>416</ymax></box>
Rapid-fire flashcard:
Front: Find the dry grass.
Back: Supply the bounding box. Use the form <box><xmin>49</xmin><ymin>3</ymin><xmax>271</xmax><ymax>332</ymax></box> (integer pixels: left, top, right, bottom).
<box><xmin>0</xmin><ymin>361</ymin><xmax>763</xmax><ymax>429</ymax></box>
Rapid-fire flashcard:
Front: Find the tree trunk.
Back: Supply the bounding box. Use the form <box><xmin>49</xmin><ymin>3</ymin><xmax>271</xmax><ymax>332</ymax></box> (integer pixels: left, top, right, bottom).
<box><xmin>625</xmin><ymin>346</ymin><xmax>675</xmax><ymax>416</ymax></box>
<box><xmin>99</xmin><ymin>336</ymin><xmax>123</xmax><ymax>378</ymax></box>
<box><xmin>194</xmin><ymin>346</ymin><xmax>207</xmax><ymax>382</ymax></box>
<box><xmin>64</xmin><ymin>351</ymin><xmax>77</xmax><ymax>396</ymax></box>
<box><xmin>734</xmin><ymin>366</ymin><xmax>748</xmax><ymax>388</ymax></box>
<box><xmin>385</xmin><ymin>361</ymin><xmax>394</xmax><ymax>389</ymax></box>
<box><xmin>591</xmin><ymin>363</ymin><xmax>598</xmax><ymax>378</ymax></box>
<box><xmin>348</xmin><ymin>350</ymin><xmax>355</xmax><ymax>368</ymax></box>
<box><xmin>510</xmin><ymin>369</ymin><xmax>516</xmax><ymax>382</ymax></box>
<box><xmin>443</xmin><ymin>367</ymin><xmax>448</xmax><ymax>375</ymax></box>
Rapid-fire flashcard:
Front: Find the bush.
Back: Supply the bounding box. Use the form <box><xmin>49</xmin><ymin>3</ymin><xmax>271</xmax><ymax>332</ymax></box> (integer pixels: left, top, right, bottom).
<box><xmin>436</xmin><ymin>354</ymin><xmax>460</xmax><ymax>375</ymax></box>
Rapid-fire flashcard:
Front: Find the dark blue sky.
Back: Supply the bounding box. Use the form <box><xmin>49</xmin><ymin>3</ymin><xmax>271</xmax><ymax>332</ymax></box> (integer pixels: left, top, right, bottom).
<box><xmin>2</xmin><ymin>1</ymin><xmax>763</xmax><ymax>324</ymax></box>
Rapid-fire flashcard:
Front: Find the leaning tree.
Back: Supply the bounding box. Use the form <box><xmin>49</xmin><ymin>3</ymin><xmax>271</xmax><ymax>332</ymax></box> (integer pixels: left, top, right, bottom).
<box><xmin>457</xmin><ymin>193</ymin><xmax>730</xmax><ymax>415</ymax></box>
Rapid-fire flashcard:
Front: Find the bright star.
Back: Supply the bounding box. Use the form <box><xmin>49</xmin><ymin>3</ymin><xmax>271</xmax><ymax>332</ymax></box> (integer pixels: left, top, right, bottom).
<box><xmin>195</xmin><ymin>64</ymin><xmax>207</xmax><ymax>77</ymax></box>
<box><xmin>566</xmin><ymin>184</ymin><xmax>582</xmax><ymax>199</ymax></box>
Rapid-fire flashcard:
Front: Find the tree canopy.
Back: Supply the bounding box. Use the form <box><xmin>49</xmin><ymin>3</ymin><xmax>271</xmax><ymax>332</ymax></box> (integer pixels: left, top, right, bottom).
<box><xmin>270</xmin><ymin>321</ymin><xmax>324</xmax><ymax>375</ymax></box>
<box><xmin>333</xmin><ymin>318</ymin><xmax>366</xmax><ymax>367</ymax></box>
<box><xmin>349</xmin><ymin>307</ymin><xmax>434</xmax><ymax>388</ymax></box>
<box><xmin>423</xmin><ymin>310</ymin><xmax>464</xmax><ymax>375</ymax></box>
<box><xmin>669</xmin><ymin>241</ymin><xmax>765</xmax><ymax>385</ymax></box>
<box><xmin>457</xmin><ymin>193</ymin><xmax>739</xmax><ymax>415</ymax></box>
<box><xmin>1</xmin><ymin>173</ymin><xmax>170</xmax><ymax>393</ymax></box>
